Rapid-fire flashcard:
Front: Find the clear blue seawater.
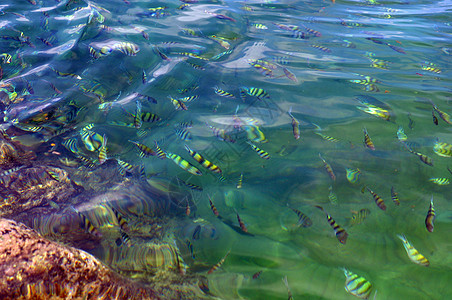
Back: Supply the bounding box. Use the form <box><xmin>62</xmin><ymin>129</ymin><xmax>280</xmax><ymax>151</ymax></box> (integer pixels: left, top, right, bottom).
<box><xmin>1</xmin><ymin>0</ymin><xmax>451</xmax><ymax>299</ymax></box>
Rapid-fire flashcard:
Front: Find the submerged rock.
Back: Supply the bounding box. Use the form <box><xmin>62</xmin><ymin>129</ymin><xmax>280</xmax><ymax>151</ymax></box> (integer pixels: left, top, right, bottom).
<box><xmin>0</xmin><ymin>218</ymin><xmax>214</xmax><ymax>300</ymax></box>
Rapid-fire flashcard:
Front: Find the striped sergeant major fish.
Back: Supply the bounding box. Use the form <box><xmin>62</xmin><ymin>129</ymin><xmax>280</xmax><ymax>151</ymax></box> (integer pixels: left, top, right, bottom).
<box><xmin>342</xmin><ymin>268</ymin><xmax>373</xmax><ymax>299</ymax></box>
<box><xmin>62</xmin><ymin>138</ymin><xmax>80</xmax><ymax>154</ymax></box>
<box><xmin>402</xmin><ymin>142</ymin><xmax>433</xmax><ymax>166</ymax></box>
<box><xmin>429</xmin><ymin>99</ymin><xmax>452</xmax><ymax>125</ymax></box>
<box><xmin>246</xmin><ymin>141</ymin><xmax>270</xmax><ymax>159</ymax></box>
<box><xmin>184</xmin><ymin>145</ymin><xmax>222</xmax><ymax>173</ymax></box>
<box><xmin>236</xmin><ymin>172</ymin><xmax>243</xmax><ymax>189</ymax></box>
<box><xmin>175</xmin><ymin>127</ymin><xmax>192</xmax><ymax>141</ymax></box>
<box><xmin>319</xmin><ymin>153</ymin><xmax>335</xmax><ymax>181</ymax></box>
<box><xmin>397</xmin><ymin>234</ymin><xmax>429</xmax><ymax>266</ymax></box>
<box><xmin>120</xmin><ymin>230</ymin><xmax>131</xmax><ymax>246</ymax></box>
<box><xmin>110</xmin><ymin>206</ymin><xmax>128</xmax><ymax>231</ymax></box>
<box><xmin>168</xmin><ymin>96</ymin><xmax>188</xmax><ymax>110</ymax></box>
<box><xmin>391</xmin><ymin>186</ymin><xmax>400</xmax><ymax>205</ymax></box>
<box><xmin>117</xmin><ymin>158</ymin><xmax>135</xmax><ymax>175</ymax></box>
<box><xmin>129</xmin><ymin>140</ymin><xmax>156</xmax><ymax>158</ymax></box>
<box><xmin>425</xmin><ymin>196</ymin><xmax>435</xmax><ymax>233</ymax></box>
<box><xmin>113</xmin><ymin>41</ymin><xmax>140</xmax><ymax>56</ymax></box>
<box><xmin>166</xmin><ymin>152</ymin><xmax>202</xmax><ymax>176</ymax></box>
<box><xmin>71</xmin><ymin>206</ymin><xmax>101</xmax><ymax>237</ymax></box>
<box><xmin>134</xmin><ymin>100</ymin><xmax>142</xmax><ymax>129</ymax></box>
<box><xmin>154</xmin><ymin>141</ymin><xmax>166</xmax><ymax>159</ymax></box>
<box><xmin>208</xmin><ymin>194</ymin><xmax>220</xmax><ymax>217</ymax></box>
<box><xmin>240</xmin><ymin>87</ymin><xmax>270</xmax><ymax>100</ymax></box>
<box><xmin>207</xmin><ymin>250</ymin><xmax>231</xmax><ymax>274</ymax></box>
<box><xmin>364</xmin><ymin>187</ymin><xmax>386</xmax><ymax>211</ymax></box>
<box><xmin>348</xmin><ymin>208</ymin><xmax>371</xmax><ymax>226</ymax></box>
<box><xmin>315</xmin><ymin>205</ymin><xmax>348</xmax><ymax>244</ymax></box>
<box><xmin>80</xmin><ymin>128</ymin><xmax>103</xmax><ymax>152</ymax></box>
<box><xmin>214</xmin><ymin>86</ymin><xmax>235</xmax><ymax>98</ymax></box>
<box><xmin>363</xmin><ymin>128</ymin><xmax>375</xmax><ymax>150</ymax></box>
<box><xmin>98</xmin><ymin>134</ymin><xmax>107</xmax><ymax>164</ymax></box>
<box><xmin>288</xmin><ymin>205</ymin><xmax>313</xmax><ymax>228</ymax></box>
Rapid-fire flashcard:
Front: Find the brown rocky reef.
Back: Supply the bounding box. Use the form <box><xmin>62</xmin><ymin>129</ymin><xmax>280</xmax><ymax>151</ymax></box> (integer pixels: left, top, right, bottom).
<box><xmin>0</xmin><ymin>218</ymin><xmax>212</xmax><ymax>300</ymax></box>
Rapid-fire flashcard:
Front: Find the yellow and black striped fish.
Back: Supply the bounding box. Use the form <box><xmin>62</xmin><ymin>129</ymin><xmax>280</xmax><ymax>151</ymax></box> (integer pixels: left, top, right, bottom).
<box><xmin>240</xmin><ymin>87</ymin><xmax>270</xmax><ymax>100</ymax></box>
<box><xmin>288</xmin><ymin>206</ymin><xmax>313</xmax><ymax>228</ymax></box>
<box><xmin>0</xmin><ymin>53</ymin><xmax>12</xmax><ymax>64</ymax></box>
<box><xmin>175</xmin><ymin>128</ymin><xmax>192</xmax><ymax>141</ymax></box>
<box><xmin>208</xmin><ymin>250</ymin><xmax>230</xmax><ymax>274</ymax></box>
<box><xmin>433</xmin><ymin>140</ymin><xmax>452</xmax><ymax>157</ymax></box>
<box><xmin>319</xmin><ymin>153</ymin><xmax>335</xmax><ymax>181</ymax></box>
<box><xmin>430</xmin><ymin>101</ymin><xmax>452</xmax><ymax>125</ymax></box>
<box><xmin>141</xmin><ymin>112</ymin><xmax>161</xmax><ymax>123</ymax></box>
<box><xmin>315</xmin><ymin>205</ymin><xmax>348</xmax><ymax>244</ymax></box>
<box><xmin>314</xmin><ymin>132</ymin><xmax>340</xmax><ymax>142</ymax></box>
<box><xmin>134</xmin><ymin>101</ymin><xmax>142</xmax><ymax>129</ymax></box>
<box><xmin>397</xmin><ymin>234</ymin><xmax>429</xmax><ymax>266</ymax></box>
<box><xmin>184</xmin><ymin>145</ymin><xmax>222</xmax><ymax>173</ymax></box>
<box><xmin>62</xmin><ymin>138</ymin><xmax>80</xmax><ymax>154</ymax></box>
<box><xmin>421</xmin><ymin>62</ymin><xmax>441</xmax><ymax>74</ymax></box>
<box><xmin>364</xmin><ymin>187</ymin><xmax>386</xmax><ymax>211</ymax></box>
<box><xmin>169</xmin><ymin>96</ymin><xmax>188</xmax><ymax>110</ymax></box>
<box><xmin>120</xmin><ymin>230</ymin><xmax>131</xmax><ymax>246</ymax></box>
<box><xmin>129</xmin><ymin>140</ymin><xmax>156</xmax><ymax>158</ymax></box>
<box><xmin>98</xmin><ymin>134</ymin><xmax>107</xmax><ymax>164</ymax></box>
<box><xmin>348</xmin><ymin>208</ymin><xmax>371</xmax><ymax>226</ymax></box>
<box><xmin>154</xmin><ymin>141</ymin><xmax>166</xmax><ymax>159</ymax></box>
<box><xmin>166</xmin><ymin>152</ymin><xmax>202</xmax><ymax>176</ymax></box>
<box><xmin>177</xmin><ymin>178</ymin><xmax>203</xmax><ymax>191</ymax></box>
<box><xmin>363</xmin><ymin>128</ymin><xmax>375</xmax><ymax>150</ymax></box>
<box><xmin>214</xmin><ymin>86</ymin><xmax>235</xmax><ymax>98</ymax></box>
<box><xmin>117</xmin><ymin>159</ymin><xmax>135</xmax><ymax>175</ymax></box>
<box><xmin>111</xmin><ymin>206</ymin><xmax>128</xmax><ymax>231</ymax></box>
<box><xmin>425</xmin><ymin>196</ymin><xmax>435</xmax><ymax>233</ymax></box>
<box><xmin>310</xmin><ymin>44</ymin><xmax>331</xmax><ymax>53</ymax></box>
<box><xmin>208</xmin><ymin>195</ymin><xmax>220</xmax><ymax>217</ymax></box>
<box><xmin>114</xmin><ymin>41</ymin><xmax>140</xmax><ymax>56</ymax></box>
<box><xmin>247</xmin><ymin>141</ymin><xmax>270</xmax><ymax>159</ymax></box>
<box><xmin>342</xmin><ymin>268</ymin><xmax>373</xmax><ymax>299</ymax></box>
<box><xmin>391</xmin><ymin>186</ymin><xmax>400</xmax><ymax>205</ymax></box>
<box><xmin>80</xmin><ymin>128</ymin><xmax>103</xmax><ymax>152</ymax></box>
<box><xmin>429</xmin><ymin>177</ymin><xmax>449</xmax><ymax>185</ymax></box>
<box><xmin>236</xmin><ymin>211</ymin><xmax>248</xmax><ymax>233</ymax></box>
<box><xmin>72</xmin><ymin>206</ymin><xmax>101</xmax><ymax>237</ymax></box>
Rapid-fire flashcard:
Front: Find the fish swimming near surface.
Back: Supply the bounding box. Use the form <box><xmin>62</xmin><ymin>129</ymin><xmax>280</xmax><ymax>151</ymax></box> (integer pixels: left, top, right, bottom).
<box><xmin>319</xmin><ymin>153</ymin><xmax>335</xmax><ymax>181</ymax></box>
<box><xmin>315</xmin><ymin>205</ymin><xmax>348</xmax><ymax>244</ymax></box>
<box><xmin>247</xmin><ymin>141</ymin><xmax>270</xmax><ymax>159</ymax></box>
<box><xmin>425</xmin><ymin>196</ymin><xmax>435</xmax><ymax>233</ymax></box>
<box><xmin>342</xmin><ymin>268</ymin><xmax>373</xmax><ymax>299</ymax></box>
<box><xmin>363</xmin><ymin>128</ymin><xmax>375</xmax><ymax>150</ymax></box>
<box><xmin>347</xmin><ymin>209</ymin><xmax>371</xmax><ymax>226</ymax></box>
<box><xmin>166</xmin><ymin>152</ymin><xmax>202</xmax><ymax>176</ymax></box>
<box><xmin>288</xmin><ymin>205</ymin><xmax>313</xmax><ymax>228</ymax></box>
<box><xmin>397</xmin><ymin>234</ymin><xmax>429</xmax><ymax>266</ymax></box>
<box><xmin>184</xmin><ymin>145</ymin><xmax>222</xmax><ymax>173</ymax></box>
<box><xmin>207</xmin><ymin>250</ymin><xmax>231</xmax><ymax>274</ymax></box>
<box><xmin>391</xmin><ymin>186</ymin><xmax>400</xmax><ymax>206</ymax></box>
<box><xmin>364</xmin><ymin>187</ymin><xmax>386</xmax><ymax>211</ymax></box>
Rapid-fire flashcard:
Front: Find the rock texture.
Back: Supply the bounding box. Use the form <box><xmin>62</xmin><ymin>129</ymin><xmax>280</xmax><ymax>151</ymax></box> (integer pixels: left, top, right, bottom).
<box><xmin>0</xmin><ymin>218</ymin><xmax>159</xmax><ymax>300</ymax></box>
<box><xmin>0</xmin><ymin>218</ymin><xmax>215</xmax><ymax>300</ymax></box>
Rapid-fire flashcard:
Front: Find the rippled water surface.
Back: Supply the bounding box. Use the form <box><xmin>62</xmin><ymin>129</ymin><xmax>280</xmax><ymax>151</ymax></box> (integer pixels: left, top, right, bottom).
<box><xmin>1</xmin><ymin>0</ymin><xmax>452</xmax><ymax>299</ymax></box>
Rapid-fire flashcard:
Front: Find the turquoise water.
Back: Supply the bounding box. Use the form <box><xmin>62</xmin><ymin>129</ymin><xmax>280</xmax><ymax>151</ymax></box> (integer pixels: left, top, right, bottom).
<box><xmin>1</xmin><ymin>0</ymin><xmax>452</xmax><ymax>299</ymax></box>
